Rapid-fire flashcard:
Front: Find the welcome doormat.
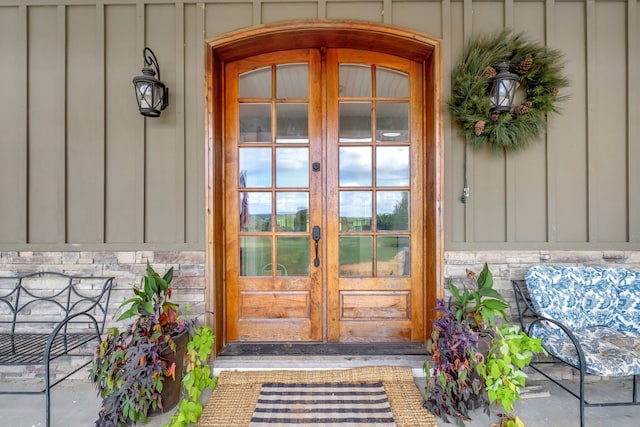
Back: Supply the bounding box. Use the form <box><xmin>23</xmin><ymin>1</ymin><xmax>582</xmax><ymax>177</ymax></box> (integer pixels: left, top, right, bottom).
<box><xmin>250</xmin><ymin>381</ymin><xmax>394</xmax><ymax>426</ymax></box>
<box><xmin>197</xmin><ymin>366</ymin><xmax>437</xmax><ymax>427</ymax></box>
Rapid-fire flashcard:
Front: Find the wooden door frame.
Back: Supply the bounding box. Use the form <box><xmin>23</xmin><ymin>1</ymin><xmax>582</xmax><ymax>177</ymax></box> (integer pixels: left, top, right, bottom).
<box><xmin>205</xmin><ymin>20</ymin><xmax>444</xmax><ymax>355</ymax></box>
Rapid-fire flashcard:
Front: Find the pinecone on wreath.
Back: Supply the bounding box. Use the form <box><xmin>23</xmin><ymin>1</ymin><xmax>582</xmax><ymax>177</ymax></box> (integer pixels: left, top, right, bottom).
<box><xmin>514</xmin><ymin>103</ymin><xmax>529</xmax><ymax>115</ymax></box>
<box><xmin>483</xmin><ymin>66</ymin><xmax>497</xmax><ymax>78</ymax></box>
<box><xmin>515</xmin><ymin>54</ymin><xmax>533</xmax><ymax>74</ymax></box>
<box><xmin>474</xmin><ymin>120</ymin><xmax>485</xmax><ymax>136</ymax></box>
<box><xmin>490</xmin><ymin>112</ymin><xmax>500</xmax><ymax>122</ymax></box>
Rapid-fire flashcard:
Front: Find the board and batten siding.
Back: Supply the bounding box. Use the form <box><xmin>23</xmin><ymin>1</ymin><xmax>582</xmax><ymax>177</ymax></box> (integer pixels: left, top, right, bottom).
<box><xmin>0</xmin><ymin>0</ymin><xmax>638</xmax><ymax>251</ymax></box>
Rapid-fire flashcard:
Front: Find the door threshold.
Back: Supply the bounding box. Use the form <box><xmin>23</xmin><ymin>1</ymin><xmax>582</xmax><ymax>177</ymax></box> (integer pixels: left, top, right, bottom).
<box><xmin>217</xmin><ymin>342</ymin><xmax>428</xmax><ymax>357</ymax></box>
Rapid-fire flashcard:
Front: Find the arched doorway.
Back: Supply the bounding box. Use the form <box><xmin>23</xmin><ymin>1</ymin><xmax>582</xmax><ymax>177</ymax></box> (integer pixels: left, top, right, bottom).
<box><xmin>205</xmin><ymin>20</ymin><xmax>443</xmax><ymax>354</ymax></box>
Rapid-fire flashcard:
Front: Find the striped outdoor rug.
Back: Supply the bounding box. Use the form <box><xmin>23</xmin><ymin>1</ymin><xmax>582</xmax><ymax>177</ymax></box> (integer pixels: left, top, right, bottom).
<box><xmin>249</xmin><ymin>381</ymin><xmax>395</xmax><ymax>426</ymax></box>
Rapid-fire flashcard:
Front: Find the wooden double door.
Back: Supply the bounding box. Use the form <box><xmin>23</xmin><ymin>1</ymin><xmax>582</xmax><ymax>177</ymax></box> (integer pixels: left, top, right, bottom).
<box><xmin>224</xmin><ymin>48</ymin><xmax>425</xmax><ymax>343</ymax></box>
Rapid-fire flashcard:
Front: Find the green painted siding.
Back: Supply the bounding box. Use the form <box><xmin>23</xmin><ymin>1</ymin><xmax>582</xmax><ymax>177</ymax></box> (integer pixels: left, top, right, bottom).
<box><xmin>0</xmin><ymin>0</ymin><xmax>638</xmax><ymax>251</ymax></box>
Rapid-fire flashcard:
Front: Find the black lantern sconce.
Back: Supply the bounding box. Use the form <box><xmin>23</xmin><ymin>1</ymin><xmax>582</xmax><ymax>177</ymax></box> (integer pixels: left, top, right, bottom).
<box><xmin>489</xmin><ymin>62</ymin><xmax>518</xmax><ymax>113</ymax></box>
<box><xmin>133</xmin><ymin>48</ymin><xmax>168</xmax><ymax>117</ymax></box>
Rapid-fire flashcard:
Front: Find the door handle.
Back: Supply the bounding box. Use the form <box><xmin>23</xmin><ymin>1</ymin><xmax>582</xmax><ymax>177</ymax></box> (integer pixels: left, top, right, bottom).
<box><xmin>312</xmin><ymin>225</ymin><xmax>321</xmax><ymax>267</ymax></box>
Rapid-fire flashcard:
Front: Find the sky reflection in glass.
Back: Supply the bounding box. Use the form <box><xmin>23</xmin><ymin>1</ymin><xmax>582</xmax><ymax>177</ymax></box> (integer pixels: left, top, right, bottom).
<box><xmin>276</xmin><ymin>148</ymin><xmax>308</xmax><ymax>188</ymax></box>
<box><xmin>239</xmin><ymin>148</ymin><xmax>272</xmax><ymax>188</ymax></box>
<box><xmin>376</xmin><ymin>146</ymin><xmax>409</xmax><ymax>186</ymax></box>
<box><xmin>340</xmin><ymin>191</ymin><xmax>372</xmax><ymax>232</ymax></box>
<box><xmin>339</xmin><ymin>147</ymin><xmax>371</xmax><ymax>187</ymax></box>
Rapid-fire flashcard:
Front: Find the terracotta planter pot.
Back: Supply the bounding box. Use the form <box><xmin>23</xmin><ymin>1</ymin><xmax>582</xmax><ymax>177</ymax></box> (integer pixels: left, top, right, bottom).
<box><xmin>150</xmin><ymin>330</ymin><xmax>189</xmax><ymax>415</ymax></box>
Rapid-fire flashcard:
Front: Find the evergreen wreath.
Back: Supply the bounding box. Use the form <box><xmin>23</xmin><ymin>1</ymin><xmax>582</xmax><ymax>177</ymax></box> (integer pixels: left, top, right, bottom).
<box><xmin>448</xmin><ymin>30</ymin><xmax>569</xmax><ymax>151</ymax></box>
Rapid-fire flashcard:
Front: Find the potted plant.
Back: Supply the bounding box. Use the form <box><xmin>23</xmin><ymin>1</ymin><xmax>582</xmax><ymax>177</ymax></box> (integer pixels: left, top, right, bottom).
<box><xmin>89</xmin><ymin>262</ymin><xmax>194</xmax><ymax>427</ymax></box>
<box><xmin>424</xmin><ymin>263</ymin><xmax>544</xmax><ymax>427</ymax></box>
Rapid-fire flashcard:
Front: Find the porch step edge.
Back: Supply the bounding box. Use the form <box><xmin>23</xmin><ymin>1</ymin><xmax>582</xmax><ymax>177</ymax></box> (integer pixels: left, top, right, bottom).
<box><xmin>212</xmin><ymin>355</ymin><xmax>427</xmax><ymax>378</ymax></box>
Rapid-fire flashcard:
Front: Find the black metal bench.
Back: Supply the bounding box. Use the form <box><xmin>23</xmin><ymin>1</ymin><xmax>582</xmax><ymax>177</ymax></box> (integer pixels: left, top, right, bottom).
<box><xmin>0</xmin><ymin>272</ymin><xmax>114</xmax><ymax>427</ymax></box>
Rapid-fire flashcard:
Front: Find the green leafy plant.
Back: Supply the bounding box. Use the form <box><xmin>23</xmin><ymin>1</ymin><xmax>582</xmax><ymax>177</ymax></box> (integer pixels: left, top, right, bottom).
<box><xmin>425</xmin><ymin>263</ymin><xmax>543</xmax><ymax>427</ymax></box>
<box><xmin>479</xmin><ymin>324</ymin><xmax>545</xmax><ymax>422</ymax></box>
<box><xmin>90</xmin><ymin>262</ymin><xmax>193</xmax><ymax>427</ymax></box>
<box><xmin>449</xmin><ymin>263</ymin><xmax>509</xmax><ymax>330</ymax></box>
<box><xmin>164</xmin><ymin>324</ymin><xmax>218</xmax><ymax>427</ymax></box>
<box><xmin>117</xmin><ymin>261</ymin><xmax>180</xmax><ymax>327</ymax></box>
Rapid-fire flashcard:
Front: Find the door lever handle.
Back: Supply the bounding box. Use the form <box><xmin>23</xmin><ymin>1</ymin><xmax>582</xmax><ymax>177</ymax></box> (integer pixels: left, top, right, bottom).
<box><xmin>312</xmin><ymin>226</ymin><xmax>321</xmax><ymax>267</ymax></box>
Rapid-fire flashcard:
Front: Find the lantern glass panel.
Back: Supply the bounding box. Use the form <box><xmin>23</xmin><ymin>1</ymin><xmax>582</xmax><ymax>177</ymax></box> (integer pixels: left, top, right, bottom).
<box><xmin>152</xmin><ymin>83</ymin><xmax>165</xmax><ymax>110</ymax></box>
<box><xmin>135</xmin><ymin>82</ymin><xmax>153</xmax><ymax>109</ymax></box>
<box><xmin>494</xmin><ymin>80</ymin><xmax>516</xmax><ymax>109</ymax></box>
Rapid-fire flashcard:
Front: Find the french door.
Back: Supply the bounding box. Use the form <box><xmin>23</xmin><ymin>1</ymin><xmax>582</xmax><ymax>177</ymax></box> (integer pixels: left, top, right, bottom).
<box><xmin>224</xmin><ymin>48</ymin><xmax>424</xmax><ymax>343</ymax></box>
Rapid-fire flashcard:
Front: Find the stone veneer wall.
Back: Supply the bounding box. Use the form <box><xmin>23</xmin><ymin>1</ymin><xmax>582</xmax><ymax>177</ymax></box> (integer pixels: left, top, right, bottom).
<box><xmin>0</xmin><ymin>250</ymin><xmax>207</xmax><ymax>322</ymax></box>
<box><xmin>0</xmin><ymin>250</ymin><xmax>206</xmax><ymax>380</ymax></box>
<box><xmin>1</xmin><ymin>249</ymin><xmax>639</xmax><ymax>380</ymax></box>
<box><xmin>444</xmin><ymin>250</ymin><xmax>640</xmax><ymax>320</ymax></box>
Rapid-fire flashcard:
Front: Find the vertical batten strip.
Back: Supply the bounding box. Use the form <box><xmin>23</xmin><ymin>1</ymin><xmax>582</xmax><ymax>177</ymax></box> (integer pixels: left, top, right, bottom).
<box><xmin>19</xmin><ymin>5</ymin><xmax>28</xmax><ymax>244</ymax></box>
<box><xmin>628</xmin><ymin>0</ymin><xmax>639</xmax><ymax>242</ymax></box>
<box><xmin>439</xmin><ymin>0</ymin><xmax>451</xmax><ymax>303</ymax></box>
<box><xmin>546</xmin><ymin>0</ymin><xmax>557</xmax><ymax>243</ymax></box>
<box><xmin>96</xmin><ymin>3</ymin><xmax>106</xmax><ymax>243</ymax></box>
<box><xmin>58</xmin><ymin>5</ymin><xmax>67</xmax><ymax>243</ymax></box>
<box><xmin>442</xmin><ymin>0</ymin><xmax>454</xmax><ymax>250</ymax></box>
<box><xmin>253</xmin><ymin>0</ymin><xmax>261</xmax><ymax>25</ymax></box>
<box><xmin>176</xmin><ymin>2</ymin><xmax>186</xmax><ymax>243</ymax></box>
<box><xmin>136</xmin><ymin>1</ymin><xmax>146</xmax><ymax>243</ymax></box>
<box><xmin>193</xmin><ymin>2</ymin><xmax>206</xmax><ymax>245</ymax></box>
<box><xmin>463</xmin><ymin>0</ymin><xmax>474</xmax><ymax>243</ymax></box>
<box><xmin>383</xmin><ymin>0</ymin><xmax>392</xmax><ymax>23</ymax></box>
<box><xmin>585</xmin><ymin>0</ymin><xmax>596</xmax><ymax>243</ymax></box>
<box><xmin>505</xmin><ymin>0</ymin><xmax>515</xmax><ymax>243</ymax></box>
<box><xmin>505</xmin><ymin>0</ymin><xmax>514</xmax><ymax>27</ymax></box>
<box><xmin>203</xmin><ymin>3</ymin><xmax>218</xmax><ymax>340</ymax></box>
<box><xmin>317</xmin><ymin>0</ymin><xmax>326</xmax><ymax>19</ymax></box>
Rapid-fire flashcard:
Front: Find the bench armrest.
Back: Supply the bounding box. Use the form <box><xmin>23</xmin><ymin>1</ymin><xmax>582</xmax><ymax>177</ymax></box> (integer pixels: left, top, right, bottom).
<box><xmin>511</xmin><ymin>279</ymin><xmax>541</xmax><ymax>330</ymax></box>
<box><xmin>528</xmin><ymin>316</ymin><xmax>588</xmax><ymax>372</ymax></box>
<box><xmin>43</xmin><ymin>311</ymin><xmax>102</xmax><ymax>366</ymax></box>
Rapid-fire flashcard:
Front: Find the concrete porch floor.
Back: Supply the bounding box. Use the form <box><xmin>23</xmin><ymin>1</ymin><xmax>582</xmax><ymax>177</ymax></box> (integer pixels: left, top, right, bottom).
<box><xmin>1</xmin><ymin>356</ymin><xmax>639</xmax><ymax>427</ymax></box>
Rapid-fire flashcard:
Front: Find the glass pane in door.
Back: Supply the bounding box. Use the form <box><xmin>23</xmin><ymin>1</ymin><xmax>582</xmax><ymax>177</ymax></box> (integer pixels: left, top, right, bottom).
<box><xmin>276</xmin><ymin>237</ymin><xmax>310</xmax><ymax>276</ymax></box>
<box><xmin>339</xmin><ymin>236</ymin><xmax>372</xmax><ymax>276</ymax></box>
<box><xmin>339</xmin><ymin>191</ymin><xmax>372</xmax><ymax>232</ymax></box>
<box><xmin>339</xmin><ymin>147</ymin><xmax>372</xmax><ymax>186</ymax></box>
<box><xmin>376</xmin><ymin>67</ymin><xmax>409</xmax><ymax>98</ymax></box>
<box><xmin>376</xmin><ymin>146</ymin><xmax>409</xmax><ymax>186</ymax></box>
<box><xmin>239</xmin><ymin>148</ymin><xmax>272</xmax><ymax>187</ymax></box>
<box><xmin>240</xmin><ymin>104</ymin><xmax>272</xmax><ymax>142</ymax></box>
<box><xmin>277</xmin><ymin>64</ymin><xmax>308</xmax><ymax>98</ymax></box>
<box><xmin>376</xmin><ymin>191</ymin><xmax>409</xmax><ymax>231</ymax></box>
<box><xmin>240</xmin><ymin>236</ymin><xmax>272</xmax><ymax>276</ymax></box>
<box><xmin>239</xmin><ymin>191</ymin><xmax>272</xmax><ymax>232</ymax></box>
<box><xmin>277</xmin><ymin>103</ymin><xmax>309</xmax><ymax>143</ymax></box>
<box><xmin>376</xmin><ymin>236</ymin><xmax>410</xmax><ymax>276</ymax></box>
<box><xmin>276</xmin><ymin>192</ymin><xmax>309</xmax><ymax>232</ymax></box>
<box><xmin>337</xmin><ymin>63</ymin><xmax>411</xmax><ymax>278</ymax></box>
<box><xmin>339</xmin><ymin>64</ymin><xmax>371</xmax><ymax>97</ymax></box>
<box><xmin>239</xmin><ymin>66</ymin><xmax>271</xmax><ymax>98</ymax></box>
<box><xmin>339</xmin><ymin>102</ymin><xmax>372</xmax><ymax>142</ymax></box>
<box><xmin>276</xmin><ymin>147</ymin><xmax>309</xmax><ymax>188</ymax></box>
<box><xmin>375</xmin><ymin>102</ymin><xmax>409</xmax><ymax>142</ymax></box>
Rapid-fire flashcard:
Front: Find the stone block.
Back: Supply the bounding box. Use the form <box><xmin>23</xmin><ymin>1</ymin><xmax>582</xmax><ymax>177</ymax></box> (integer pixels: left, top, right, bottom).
<box><xmin>62</xmin><ymin>252</ymin><xmax>80</xmax><ymax>265</ymax></box>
